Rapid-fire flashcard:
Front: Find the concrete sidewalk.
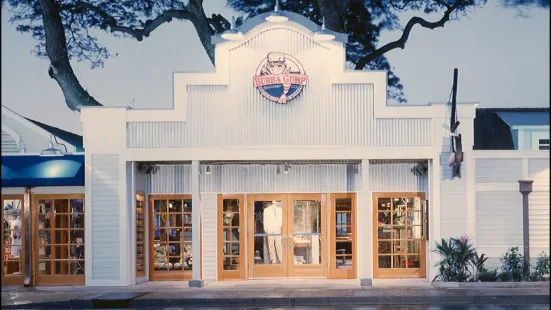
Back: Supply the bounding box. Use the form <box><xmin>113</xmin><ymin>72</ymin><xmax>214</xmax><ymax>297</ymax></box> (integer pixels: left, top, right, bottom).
<box><xmin>1</xmin><ymin>280</ymin><xmax>549</xmax><ymax>309</ymax></box>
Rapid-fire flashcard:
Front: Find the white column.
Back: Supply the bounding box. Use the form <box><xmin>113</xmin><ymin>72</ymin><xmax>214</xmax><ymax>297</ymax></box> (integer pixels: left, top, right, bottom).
<box><xmin>358</xmin><ymin>159</ymin><xmax>372</xmax><ymax>286</ymax></box>
<box><xmin>84</xmin><ymin>154</ymin><xmax>93</xmax><ymax>285</ymax></box>
<box><xmin>428</xmin><ymin>156</ymin><xmax>441</xmax><ymax>281</ymax></box>
<box><xmin>190</xmin><ymin>160</ymin><xmax>203</xmax><ymax>286</ymax></box>
<box><xmin>118</xmin><ymin>159</ymin><xmax>132</xmax><ymax>286</ymax></box>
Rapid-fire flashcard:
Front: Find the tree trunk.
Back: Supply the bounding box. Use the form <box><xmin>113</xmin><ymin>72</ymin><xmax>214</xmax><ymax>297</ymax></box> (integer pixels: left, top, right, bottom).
<box><xmin>38</xmin><ymin>0</ymin><xmax>102</xmax><ymax>111</ymax></box>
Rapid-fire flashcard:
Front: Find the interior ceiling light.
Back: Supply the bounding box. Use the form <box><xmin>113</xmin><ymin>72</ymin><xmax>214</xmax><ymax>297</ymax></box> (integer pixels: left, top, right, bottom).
<box><xmin>313</xmin><ymin>17</ymin><xmax>335</xmax><ymax>41</ymax></box>
<box><xmin>221</xmin><ymin>16</ymin><xmax>244</xmax><ymax>40</ymax></box>
<box><xmin>265</xmin><ymin>0</ymin><xmax>288</xmax><ymax>22</ymax></box>
<box><xmin>40</xmin><ymin>134</ymin><xmax>64</xmax><ymax>156</ymax></box>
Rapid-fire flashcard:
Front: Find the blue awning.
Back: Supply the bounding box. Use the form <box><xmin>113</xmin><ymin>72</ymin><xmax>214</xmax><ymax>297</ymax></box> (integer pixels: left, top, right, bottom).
<box><xmin>1</xmin><ymin>154</ymin><xmax>84</xmax><ymax>188</ymax></box>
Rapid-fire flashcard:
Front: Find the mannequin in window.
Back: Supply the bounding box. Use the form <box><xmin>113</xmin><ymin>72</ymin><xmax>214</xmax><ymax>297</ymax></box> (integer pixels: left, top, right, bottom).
<box><xmin>263</xmin><ymin>201</ymin><xmax>282</xmax><ymax>264</ymax></box>
<box><xmin>11</xmin><ymin>215</ymin><xmax>22</xmax><ymax>257</ymax></box>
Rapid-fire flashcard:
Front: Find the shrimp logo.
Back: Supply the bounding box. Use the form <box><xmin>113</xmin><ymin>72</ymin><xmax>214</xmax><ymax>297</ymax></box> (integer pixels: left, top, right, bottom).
<box><xmin>253</xmin><ymin>52</ymin><xmax>308</xmax><ymax>104</ymax></box>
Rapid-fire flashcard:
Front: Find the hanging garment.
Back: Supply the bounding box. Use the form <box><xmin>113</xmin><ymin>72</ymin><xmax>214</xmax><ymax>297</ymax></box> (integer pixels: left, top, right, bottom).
<box><xmin>266</xmin><ymin>235</ymin><xmax>283</xmax><ymax>264</ymax></box>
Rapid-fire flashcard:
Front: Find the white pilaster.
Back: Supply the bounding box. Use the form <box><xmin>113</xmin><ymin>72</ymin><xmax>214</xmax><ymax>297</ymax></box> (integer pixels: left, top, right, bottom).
<box><xmin>429</xmin><ymin>156</ymin><xmax>441</xmax><ymax>282</ymax></box>
<box><xmin>358</xmin><ymin>159</ymin><xmax>372</xmax><ymax>285</ymax></box>
<box><xmin>190</xmin><ymin>160</ymin><xmax>203</xmax><ymax>286</ymax></box>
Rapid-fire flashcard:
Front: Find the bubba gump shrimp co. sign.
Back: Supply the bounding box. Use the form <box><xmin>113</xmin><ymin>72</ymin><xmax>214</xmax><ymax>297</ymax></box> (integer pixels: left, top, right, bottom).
<box><xmin>252</xmin><ymin>52</ymin><xmax>308</xmax><ymax>104</ymax></box>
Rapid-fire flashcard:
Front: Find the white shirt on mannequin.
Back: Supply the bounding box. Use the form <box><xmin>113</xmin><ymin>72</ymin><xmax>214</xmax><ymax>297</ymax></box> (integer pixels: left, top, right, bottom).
<box><xmin>263</xmin><ymin>202</ymin><xmax>282</xmax><ymax>234</ymax></box>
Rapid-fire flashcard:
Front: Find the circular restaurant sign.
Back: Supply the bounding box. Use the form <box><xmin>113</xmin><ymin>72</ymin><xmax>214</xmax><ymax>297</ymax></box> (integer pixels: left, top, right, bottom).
<box><xmin>252</xmin><ymin>52</ymin><xmax>308</xmax><ymax>104</ymax></box>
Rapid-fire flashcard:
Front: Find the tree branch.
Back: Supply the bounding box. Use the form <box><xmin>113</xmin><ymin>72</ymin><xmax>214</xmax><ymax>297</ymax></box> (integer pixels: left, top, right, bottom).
<box><xmin>38</xmin><ymin>0</ymin><xmax>102</xmax><ymax>111</ymax></box>
<box><xmin>72</xmin><ymin>0</ymin><xmax>215</xmax><ymax>64</ymax></box>
<box><xmin>355</xmin><ymin>1</ymin><xmax>464</xmax><ymax>70</ymax></box>
<box><xmin>72</xmin><ymin>1</ymin><xmax>195</xmax><ymax>41</ymax></box>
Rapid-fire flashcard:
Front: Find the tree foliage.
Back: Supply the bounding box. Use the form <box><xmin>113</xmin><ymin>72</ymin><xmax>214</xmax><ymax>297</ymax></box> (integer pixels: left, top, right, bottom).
<box><xmin>1</xmin><ymin>0</ymin><xmax>546</xmax><ymax>110</ymax></box>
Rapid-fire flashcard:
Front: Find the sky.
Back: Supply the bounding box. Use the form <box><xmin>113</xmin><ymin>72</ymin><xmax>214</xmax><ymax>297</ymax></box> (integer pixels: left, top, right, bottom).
<box><xmin>1</xmin><ymin>1</ymin><xmax>549</xmax><ymax>135</ymax></box>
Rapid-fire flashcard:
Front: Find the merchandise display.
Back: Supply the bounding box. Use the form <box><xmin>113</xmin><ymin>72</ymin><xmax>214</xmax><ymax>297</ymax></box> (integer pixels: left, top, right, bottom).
<box><xmin>263</xmin><ymin>201</ymin><xmax>283</xmax><ymax>264</ymax></box>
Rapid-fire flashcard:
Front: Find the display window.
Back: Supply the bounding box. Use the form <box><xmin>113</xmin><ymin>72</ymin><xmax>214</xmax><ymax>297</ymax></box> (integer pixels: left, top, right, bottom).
<box><xmin>149</xmin><ymin>195</ymin><xmax>194</xmax><ymax>280</ymax></box>
<box><xmin>372</xmin><ymin>192</ymin><xmax>427</xmax><ymax>278</ymax></box>
<box><xmin>217</xmin><ymin>195</ymin><xmax>245</xmax><ymax>280</ymax></box>
<box><xmin>1</xmin><ymin>195</ymin><xmax>25</xmax><ymax>285</ymax></box>
<box><xmin>34</xmin><ymin>195</ymin><xmax>85</xmax><ymax>285</ymax></box>
<box><xmin>329</xmin><ymin>193</ymin><xmax>356</xmax><ymax>279</ymax></box>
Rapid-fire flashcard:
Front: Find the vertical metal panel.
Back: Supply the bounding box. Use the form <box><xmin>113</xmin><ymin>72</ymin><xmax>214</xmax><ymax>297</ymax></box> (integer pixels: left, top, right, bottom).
<box><xmin>91</xmin><ymin>154</ymin><xmax>121</xmax><ymax>280</ymax></box>
<box><xmin>529</xmin><ymin>191</ymin><xmax>550</xmax><ymax>255</ymax></box>
<box><xmin>475</xmin><ymin>159</ymin><xmax>522</xmax><ymax>183</ymax></box>
<box><xmin>440</xmin><ymin>154</ymin><xmax>467</xmax><ymax>239</ymax></box>
<box><xmin>126</xmin><ymin>27</ymin><xmax>432</xmax><ymax>148</ymax></box>
<box><xmin>147</xmin><ymin>164</ymin><xmax>359</xmax><ymax>194</ymax></box>
<box><xmin>368</xmin><ymin>161</ymin><xmax>427</xmax><ymax>193</ymax></box>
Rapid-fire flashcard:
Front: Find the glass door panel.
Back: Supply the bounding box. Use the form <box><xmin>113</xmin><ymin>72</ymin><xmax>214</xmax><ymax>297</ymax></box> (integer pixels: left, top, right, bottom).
<box><xmin>150</xmin><ymin>196</ymin><xmax>192</xmax><ymax>280</ymax></box>
<box><xmin>2</xmin><ymin>196</ymin><xmax>24</xmax><ymax>285</ymax></box>
<box><xmin>288</xmin><ymin>194</ymin><xmax>325</xmax><ymax>278</ymax></box>
<box><xmin>373</xmin><ymin>193</ymin><xmax>426</xmax><ymax>278</ymax></box>
<box><xmin>218</xmin><ymin>196</ymin><xmax>245</xmax><ymax>280</ymax></box>
<box><xmin>248</xmin><ymin>195</ymin><xmax>287</xmax><ymax>278</ymax></box>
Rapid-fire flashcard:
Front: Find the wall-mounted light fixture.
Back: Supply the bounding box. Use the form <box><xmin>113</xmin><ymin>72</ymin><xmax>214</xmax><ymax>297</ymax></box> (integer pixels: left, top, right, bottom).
<box><xmin>205</xmin><ymin>165</ymin><xmax>211</xmax><ymax>175</ymax></box>
<box><xmin>313</xmin><ymin>18</ymin><xmax>335</xmax><ymax>41</ymax></box>
<box><xmin>39</xmin><ymin>134</ymin><xmax>64</xmax><ymax>156</ymax></box>
<box><xmin>276</xmin><ymin>166</ymin><xmax>281</xmax><ymax>174</ymax></box>
<box><xmin>221</xmin><ymin>16</ymin><xmax>244</xmax><ymax>40</ymax></box>
<box><xmin>265</xmin><ymin>0</ymin><xmax>288</xmax><ymax>22</ymax></box>
<box><xmin>283</xmin><ymin>162</ymin><xmax>290</xmax><ymax>174</ymax></box>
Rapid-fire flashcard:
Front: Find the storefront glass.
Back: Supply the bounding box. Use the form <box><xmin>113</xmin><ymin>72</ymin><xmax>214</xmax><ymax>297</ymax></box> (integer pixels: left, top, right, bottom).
<box><xmin>2</xmin><ymin>197</ymin><xmax>24</xmax><ymax>284</ymax></box>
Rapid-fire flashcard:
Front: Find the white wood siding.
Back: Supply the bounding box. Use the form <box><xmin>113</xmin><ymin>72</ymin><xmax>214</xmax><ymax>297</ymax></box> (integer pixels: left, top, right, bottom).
<box><xmin>91</xmin><ymin>155</ymin><xmax>120</xmax><ymax>280</ymax></box>
<box><xmin>475</xmin><ymin>159</ymin><xmax>522</xmax><ymax>183</ymax></box>
<box><xmin>474</xmin><ymin>153</ymin><xmax>549</xmax><ymax>260</ymax></box>
<box><xmin>439</xmin><ymin>152</ymin><xmax>468</xmax><ymax>239</ymax></box>
<box><xmin>202</xmin><ymin>194</ymin><xmax>217</xmax><ymax>280</ymax></box>
<box><xmin>528</xmin><ymin>159</ymin><xmax>550</xmax><ymax>185</ymax></box>
<box><xmin>476</xmin><ymin>191</ymin><xmax>522</xmax><ymax>249</ymax></box>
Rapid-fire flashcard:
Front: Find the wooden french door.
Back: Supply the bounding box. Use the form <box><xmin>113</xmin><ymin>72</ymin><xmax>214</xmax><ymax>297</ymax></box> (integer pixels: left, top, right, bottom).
<box><xmin>149</xmin><ymin>195</ymin><xmax>194</xmax><ymax>281</ymax></box>
<box><xmin>372</xmin><ymin>192</ymin><xmax>427</xmax><ymax>278</ymax></box>
<box><xmin>247</xmin><ymin>194</ymin><xmax>326</xmax><ymax>278</ymax></box>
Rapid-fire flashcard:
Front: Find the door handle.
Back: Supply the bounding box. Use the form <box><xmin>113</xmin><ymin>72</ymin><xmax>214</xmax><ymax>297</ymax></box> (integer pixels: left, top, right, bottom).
<box><xmin>288</xmin><ymin>236</ymin><xmax>293</xmax><ymax>249</ymax></box>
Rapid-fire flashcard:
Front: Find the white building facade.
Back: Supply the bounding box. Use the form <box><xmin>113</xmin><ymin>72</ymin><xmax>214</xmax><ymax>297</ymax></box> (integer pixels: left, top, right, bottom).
<box><xmin>79</xmin><ymin>11</ymin><xmax>549</xmax><ymax>287</ymax></box>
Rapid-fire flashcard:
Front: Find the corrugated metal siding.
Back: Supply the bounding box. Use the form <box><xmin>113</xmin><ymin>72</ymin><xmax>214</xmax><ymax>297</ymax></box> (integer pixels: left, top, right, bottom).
<box><xmin>135</xmin><ymin>172</ymin><xmax>147</xmax><ymax>193</ymax></box>
<box><xmin>148</xmin><ymin>165</ymin><xmax>192</xmax><ymax>194</ymax></box>
<box><xmin>147</xmin><ymin>164</ymin><xmax>359</xmax><ymax>194</ymax></box>
<box><xmin>440</xmin><ymin>152</ymin><xmax>467</xmax><ymax>239</ymax></box>
<box><xmin>528</xmin><ymin>159</ymin><xmax>550</xmax><ymax>185</ymax></box>
<box><xmin>529</xmin><ymin>191</ymin><xmax>550</xmax><ymax>256</ymax></box>
<box><xmin>201</xmin><ymin>193</ymin><xmax>217</xmax><ymax>280</ymax></box>
<box><xmin>476</xmin><ymin>191</ymin><xmax>522</xmax><ymax>250</ymax></box>
<box><xmin>91</xmin><ymin>155</ymin><xmax>120</xmax><ymax>280</ymax></box>
<box><xmin>127</xmin><ymin>28</ymin><xmax>431</xmax><ymax>148</ymax></box>
<box><xmin>475</xmin><ymin>159</ymin><xmax>522</xmax><ymax>183</ymax></box>
<box><xmin>2</xmin><ymin>130</ymin><xmax>19</xmax><ymax>153</ymax></box>
<box><xmin>368</xmin><ymin>161</ymin><xmax>428</xmax><ymax>192</ymax></box>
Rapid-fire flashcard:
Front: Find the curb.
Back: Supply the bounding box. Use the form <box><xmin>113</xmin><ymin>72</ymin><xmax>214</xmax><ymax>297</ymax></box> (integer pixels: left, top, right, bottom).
<box><xmin>2</xmin><ymin>294</ymin><xmax>549</xmax><ymax>309</ymax></box>
<box><xmin>432</xmin><ymin>281</ymin><xmax>551</xmax><ymax>288</ymax></box>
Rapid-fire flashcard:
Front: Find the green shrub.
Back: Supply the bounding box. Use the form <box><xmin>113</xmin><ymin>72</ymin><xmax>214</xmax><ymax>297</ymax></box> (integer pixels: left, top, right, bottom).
<box><xmin>478</xmin><ymin>268</ymin><xmax>498</xmax><ymax>282</ymax></box>
<box><xmin>432</xmin><ymin>236</ymin><xmax>477</xmax><ymax>282</ymax></box>
<box><xmin>531</xmin><ymin>252</ymin><xmax>550</xmax><ymax>282</ymax></box>
<box><xmin>498</xmin><ymin>247</ymin><xmax>529</xmax><ymax>282</ymax></box>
